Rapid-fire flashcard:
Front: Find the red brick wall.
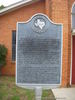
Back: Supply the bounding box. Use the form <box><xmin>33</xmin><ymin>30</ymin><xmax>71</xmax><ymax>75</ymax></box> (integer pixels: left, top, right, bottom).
<box><xmin>0</xmin><ymin>0</ymin><xmax>45</xmax><ymax>75</ymax></box>
<box><xmin>0</xmin><ymin>0</ymin><xmax>75</xmax><ymax>87</ymax></box>
<box><xmin>50</xmin><ymin>0</ymin><xmax>75</xmax><ymax>86</ymax></box>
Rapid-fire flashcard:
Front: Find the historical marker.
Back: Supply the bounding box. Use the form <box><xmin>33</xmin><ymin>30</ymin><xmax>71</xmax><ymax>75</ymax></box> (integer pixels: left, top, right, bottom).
<box><xmin>16</xmin><ymin>14</ymin><xmax>62</xmax><ymax>88</ymax></box>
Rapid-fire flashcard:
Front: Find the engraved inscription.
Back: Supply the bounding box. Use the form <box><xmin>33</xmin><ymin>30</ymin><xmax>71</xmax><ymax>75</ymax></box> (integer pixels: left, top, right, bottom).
<box><xmin>18</xmin><ymin>39</ymin><xmax>60</xmax><ymax>64</ymax></box>
<box><xmin>16</xmin><ymin>14</ymin><xmax>62</xmax><ymax>85</ymax></box>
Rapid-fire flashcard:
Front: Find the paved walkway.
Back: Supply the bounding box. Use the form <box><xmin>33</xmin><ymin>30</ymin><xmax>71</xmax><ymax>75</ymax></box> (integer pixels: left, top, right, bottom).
<box><xmin>52</xmin><ymin>88</ymin><xmax>75</xmax><ymax>100</ymax></box>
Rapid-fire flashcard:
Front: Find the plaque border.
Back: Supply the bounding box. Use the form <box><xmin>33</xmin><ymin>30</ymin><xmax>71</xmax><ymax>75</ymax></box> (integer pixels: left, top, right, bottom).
<box><xmin>16</xmin><ymin>13</ymin><xmax>63</xmax><ymax>89</ymax></box>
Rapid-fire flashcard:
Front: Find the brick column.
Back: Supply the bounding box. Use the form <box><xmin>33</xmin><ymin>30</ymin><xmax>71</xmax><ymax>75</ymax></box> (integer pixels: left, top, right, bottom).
<box><xmin>51</xmin><ymin>0</ymin><xmax>70</xmax><ymax>87</ymax></box>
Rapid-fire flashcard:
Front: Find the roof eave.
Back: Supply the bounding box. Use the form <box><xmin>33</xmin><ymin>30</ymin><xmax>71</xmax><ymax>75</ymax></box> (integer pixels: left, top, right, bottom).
<box><xmin>0</xmin><ymin>0</ymin><xmax>39</xmax><ymax>16</ymax></box>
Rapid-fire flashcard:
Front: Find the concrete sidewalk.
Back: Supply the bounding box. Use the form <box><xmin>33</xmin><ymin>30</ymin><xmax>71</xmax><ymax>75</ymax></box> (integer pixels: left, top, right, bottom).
<box><xmin>52</xmin><ymin>88</ymin><xmax>75</xmax><ymax>100</ymax></box>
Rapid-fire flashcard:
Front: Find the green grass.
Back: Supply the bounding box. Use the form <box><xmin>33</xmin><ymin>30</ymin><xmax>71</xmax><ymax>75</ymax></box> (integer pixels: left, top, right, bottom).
<box><xmin>42</xmin><ymin>90</ymin><xmax>56</xmax><ymax>100</ymax></box>
<box><xmin>0</xmin><ymin>76</ymin><xmax>56</xmax><ymax>100</ymax></box>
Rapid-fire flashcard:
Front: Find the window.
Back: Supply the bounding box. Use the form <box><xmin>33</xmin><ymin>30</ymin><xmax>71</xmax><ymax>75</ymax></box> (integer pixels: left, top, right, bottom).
<box><xmin>12</xmin><ymin>30</ymin><xmax>16</xmax><ymax>61</ymax></box>
<box><xmin>72</xmin><ymin>3</ymin><xmax>75</xmax><ymax>30</ymax></box>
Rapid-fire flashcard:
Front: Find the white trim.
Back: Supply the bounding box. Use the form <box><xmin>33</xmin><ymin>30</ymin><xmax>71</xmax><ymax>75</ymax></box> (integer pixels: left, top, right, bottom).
<box><xmin>16</xmin><ymin>13</ymin><xmax>63</xmax><ymax>89</ymax></box>
<box><xmin>16</xmin><ymin>84</ymin><xmax>60</xmax><ymax>89</ymax></box>
<box><xmin>70</xmin><ymin>34</ymin><xmax>72</xmax><ymax>85</ymax></box>
<box><xmin>71</xmin><ymin>2</ymin><xmax>75</xmax><ymax>14</ymax></box>
<box><xmin>0</xmin><ymin>0</ymin><xmax>39</xmax><ymax>16</ymax></box>
<box><xmin>61</xmin><ymin>25</ymin><xmax>63</xmax><ymax>86</ymax></box>
<box><xmin>70</xmin><ymin>1</ymin><xmax>75</xmax><ymax>85</ymax></box>
<box><xmin>16</xmin><ymin>22</ymin><xmax>18</xmax><ymax>84</ymax></box>
<box><xmin>72</xmin><ymin>29</ymin><xmax>75</xmax><ymax>33</ymax></box>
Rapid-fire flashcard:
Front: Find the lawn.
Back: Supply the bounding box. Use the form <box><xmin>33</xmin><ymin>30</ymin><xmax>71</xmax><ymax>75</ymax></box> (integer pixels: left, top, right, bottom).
<box><xmin>0</xmin><ymin>76</ymin><xmax>56</xmax><ymax>100</ymax></box>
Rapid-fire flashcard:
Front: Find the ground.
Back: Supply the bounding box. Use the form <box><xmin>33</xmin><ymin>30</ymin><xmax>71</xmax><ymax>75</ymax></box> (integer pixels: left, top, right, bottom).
<box><xmin>0</xmin><ymin>76</ymin><xmax>55</xmax><ymax>100</ymax></box>
<box><xmin>52</xmin><ymin>88</ymin><xmax>75</xmax><ymax>100</ymax></box>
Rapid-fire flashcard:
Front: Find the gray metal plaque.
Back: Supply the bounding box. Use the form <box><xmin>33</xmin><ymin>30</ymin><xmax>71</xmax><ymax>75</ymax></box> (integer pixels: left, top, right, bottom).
<box><xmin>16</xmin><ymin>14</ymin><xmax>62</xmax><ymax>85</ymax></box>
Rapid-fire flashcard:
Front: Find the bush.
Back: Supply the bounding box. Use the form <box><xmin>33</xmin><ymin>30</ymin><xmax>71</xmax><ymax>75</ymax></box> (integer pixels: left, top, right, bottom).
<box><xmin>0</xmin><ymin>5</ymin><xmax>5</xmax><ymax>10</ymax></box>
<box><xmin>0</xmin><ymin>44</ymin><xmax>7</xmax><ymax>67</ymax></box>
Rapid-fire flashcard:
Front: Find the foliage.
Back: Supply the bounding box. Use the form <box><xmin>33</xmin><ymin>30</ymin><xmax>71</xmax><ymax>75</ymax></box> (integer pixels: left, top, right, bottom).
<box><xmin>12</xmin><ymin>96</ymin><xmax>20</xmax><ymax>100</ymax></box>
<box><xmin>0</xmin><ymin>5</ymin><xmax>5</xmax><ymax>10</ymax></box>
<box><xmin>0</xmin><ymin>44</ymin><xmax>7</xmax><ymax>67</ymax></box>
<box><xmin>0</xmin><ymin>76</ymin><xmax>35</xmax><ymax>100</ymax></box>
<box><xmin>42</xmin><ymin>89</ymin><xmax>56</xmax><ymax>100</ymax></box>
<box><xmin>0</xmin><ymin>76</ymin><xmax>56</xmax><ymax>100</ymax></box>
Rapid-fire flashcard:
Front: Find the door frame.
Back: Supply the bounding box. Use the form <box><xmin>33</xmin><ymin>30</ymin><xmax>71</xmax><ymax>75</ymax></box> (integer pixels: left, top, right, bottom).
<box><xmin>70</xmin><ymin>1</ymin><xmax>75</xmax><ymax>85</ymax></box>
<box><xmin>70</xmin><ymin>33</ymin><xmax>75</xmax><ymax>85</ymax></box>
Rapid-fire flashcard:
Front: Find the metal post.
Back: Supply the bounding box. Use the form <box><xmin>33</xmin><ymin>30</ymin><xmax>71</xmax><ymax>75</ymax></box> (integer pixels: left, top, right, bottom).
<box><xmin>35</xmin><ymin>87</ymin><xmax>42</xmax><ymax>100</ymax></box>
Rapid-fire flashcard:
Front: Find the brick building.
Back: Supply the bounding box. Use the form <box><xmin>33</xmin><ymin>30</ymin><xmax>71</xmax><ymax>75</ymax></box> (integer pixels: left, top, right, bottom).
<box><xmin>0</xmin><ymin>0</ymin><xmax>75</xmax><ymax>87</ymax></box>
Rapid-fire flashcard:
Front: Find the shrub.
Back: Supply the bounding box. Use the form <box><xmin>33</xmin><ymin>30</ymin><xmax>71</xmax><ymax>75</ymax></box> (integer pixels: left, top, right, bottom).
<box><xmin>0</xmin><ymin>44</ymin><xmax>7</xmax><ymax>67</ymax></box>
<box><xmin>0</xmin><ymin>5</ymin><xmax>5</xmax><ymax>10</ymax></box>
